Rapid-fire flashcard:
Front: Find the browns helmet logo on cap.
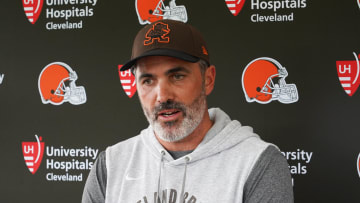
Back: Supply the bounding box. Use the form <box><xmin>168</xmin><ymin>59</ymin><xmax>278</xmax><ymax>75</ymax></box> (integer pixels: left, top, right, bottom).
<box><xmin>144</xmin><ymin>22</ymin><xmax>171</xmax><ymax>45</ymax></box>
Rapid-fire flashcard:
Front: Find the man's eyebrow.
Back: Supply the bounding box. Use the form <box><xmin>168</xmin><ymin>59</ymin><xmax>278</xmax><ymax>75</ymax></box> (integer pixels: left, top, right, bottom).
<box><xmin>138</xmin><ymin>73</ymin><xmax>153</xmax><ymax>81</ymax></box>
<box><xmin>137</xmin><ymin>67</ymin><xmax>190</xmax><ymax>80</ymax></box>
<box><xmin>165</xmin><ymin>67</ymin><xmax>190</xmax><ymax>75</ymax></box>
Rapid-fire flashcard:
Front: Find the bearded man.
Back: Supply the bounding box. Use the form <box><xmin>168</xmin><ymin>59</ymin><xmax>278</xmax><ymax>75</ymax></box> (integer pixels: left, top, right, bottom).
<box><xmin>82</xmin><ymin>19</ymin><xmax>294</xmax><ymax>203</ymax></box>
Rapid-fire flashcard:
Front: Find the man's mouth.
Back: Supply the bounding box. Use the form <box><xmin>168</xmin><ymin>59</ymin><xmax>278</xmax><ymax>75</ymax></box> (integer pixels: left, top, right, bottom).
<box><xmin>160</xmin><ymin>110</ymin><xmax>179</xmax><ymax>116</ymax></box>
<box><xmin>157</xmin><ymin>109</ymin><xmax>182</xmax><ymax>120</ymax></box>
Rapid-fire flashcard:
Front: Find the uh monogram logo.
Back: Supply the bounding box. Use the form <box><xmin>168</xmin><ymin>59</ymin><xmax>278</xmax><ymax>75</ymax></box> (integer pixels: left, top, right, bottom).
<box><xmin>225</xmin><ymin>0</ymin><xmax>246</xmax><ymax>16</ymax></box>
<box><xmin>118</xmin><ymin>65</ymin><xmax>137</xmax><ymax>98</ymax></box>
<box><xmin>22</xmin><ymin>0</ymin><xmax>44</xmax><ymax>24</ymax></box>
<box><xmin>336</xmin><ymin>52</ymin><xmax>360</xmax><ymax>96</ymax></box>
<box><xmin>22</xmin><ymin>135</ymin><xmax>45</xmax><ymax>174</ymax></box>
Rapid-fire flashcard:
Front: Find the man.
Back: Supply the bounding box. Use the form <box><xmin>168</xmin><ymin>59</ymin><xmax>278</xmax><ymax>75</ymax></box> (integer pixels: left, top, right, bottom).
<box><xmin>82</xmin><ymin>19</ymin><xmax>294</xmax><ymax>203</ymax></box>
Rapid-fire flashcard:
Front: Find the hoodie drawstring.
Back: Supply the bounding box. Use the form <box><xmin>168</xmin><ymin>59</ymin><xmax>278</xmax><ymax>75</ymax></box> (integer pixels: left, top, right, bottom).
<box><xmin>157</xmin><ymin>150</ymin><xmax>165</xmax><ymax>201</ymax></box>
<box><xmin>157</xmin><ymin>152</ymin><xmax>190</xmax><ymax>203</ymax></box>
<box><xmin>179</xmin><ymin>156</ymin><xmax>190</xmax><ymax>203</ymax></box>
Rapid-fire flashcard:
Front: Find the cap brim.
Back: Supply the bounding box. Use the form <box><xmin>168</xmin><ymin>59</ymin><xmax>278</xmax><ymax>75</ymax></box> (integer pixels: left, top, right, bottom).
<box><xmin>120</xmin><ymin>48</ymin><xmax>199</xmax><ymax>71</ymax></box>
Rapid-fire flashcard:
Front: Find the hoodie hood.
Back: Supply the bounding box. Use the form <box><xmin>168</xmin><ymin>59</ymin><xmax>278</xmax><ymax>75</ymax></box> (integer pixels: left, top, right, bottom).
<box><xmin>105</xmin><ymin>107</ymin><xmax>272</xmax><ymax>203</ymax></box>
<box><xmin>141</xmin><ymin>108</ymin><xmax>259</xmax><ymax>165</ymax></box>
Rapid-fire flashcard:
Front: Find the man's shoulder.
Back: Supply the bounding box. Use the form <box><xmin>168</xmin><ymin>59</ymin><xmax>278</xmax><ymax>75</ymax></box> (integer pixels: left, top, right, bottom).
<box><xmin>227</xmin><ymin>124</ymin><xmax>273</xmax><ymax>153</ymax></box>
<box><xmin>106</xmin><ymin>126</ymin><xmax>152</xmax><ymax>157</ymax></box>
<box><xmin>107</xmin><ymin>133</ymin><xmax>143</xmax><ymax>153</ymax></box>
<box><xmin>241</xmin><ymin>133</ymin><xmax>273</xmax><ymax>150</ymax></box>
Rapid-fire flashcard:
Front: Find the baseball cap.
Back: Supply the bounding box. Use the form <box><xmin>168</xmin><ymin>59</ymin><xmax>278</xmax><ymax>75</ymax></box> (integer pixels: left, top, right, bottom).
<box><xmin>120</xmin><ymin>19</ymin><xmax>210</xmax><ymax>71</ymax></box>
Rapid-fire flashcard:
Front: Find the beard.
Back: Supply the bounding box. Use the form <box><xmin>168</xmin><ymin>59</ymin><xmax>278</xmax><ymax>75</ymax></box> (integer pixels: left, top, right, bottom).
<box><xmin>142</xmin><ymin>90</ymin><xmax>207</xmax><ymax>142</ymax></box>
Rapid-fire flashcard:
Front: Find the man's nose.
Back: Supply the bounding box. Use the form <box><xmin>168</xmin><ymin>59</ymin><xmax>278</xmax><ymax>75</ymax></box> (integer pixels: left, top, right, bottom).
<box><xmin>156</xmin><ymin>80</ymin><xmax>174</xmax><ymax>103</ymax></box>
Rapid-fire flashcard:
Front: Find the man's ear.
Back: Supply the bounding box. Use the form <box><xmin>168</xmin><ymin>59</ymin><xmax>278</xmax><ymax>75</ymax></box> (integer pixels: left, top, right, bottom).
<box><xmin>204</xmin><ymin>65</ymin><xmax>216</xmax><ymax>95</ymax></box>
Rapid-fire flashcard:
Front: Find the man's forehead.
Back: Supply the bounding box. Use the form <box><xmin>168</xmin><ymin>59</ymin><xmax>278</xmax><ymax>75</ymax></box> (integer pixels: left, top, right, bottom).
<box><xmin>135</xmin><ymin>56</ymin><xmax>197</xmax><ymax>74</ymax></box>
<box><xmin>137</xmin><ymin>55</ymin><xmax>188</xmax><ymax>66</ymax></box>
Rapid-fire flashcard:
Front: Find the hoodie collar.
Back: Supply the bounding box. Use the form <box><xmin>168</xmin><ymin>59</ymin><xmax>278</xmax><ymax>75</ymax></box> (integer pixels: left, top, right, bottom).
<box><xmin>141</xmin><ymin>108</ymin><xmax>258</xmax><ymax>165</ymax></box>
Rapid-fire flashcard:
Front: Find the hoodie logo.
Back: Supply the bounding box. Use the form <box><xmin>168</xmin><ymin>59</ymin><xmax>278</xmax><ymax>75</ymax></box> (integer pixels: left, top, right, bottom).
<box><xmin>225</xmin><ymin>0</ymin><xmax>246</xmax><ymax>16</ymax></box>
<box><xmin>118</xmin><ymin>65</ymin><xmax>137</xmax><ymax>98</ymax></box>
<box><xmin>336</xmin><ymin>52</ymin><xmax>360</xmax><ymax>96</ymax></box>
<box><xmin>125</xmin><ymin>174</ymin><xmax>144</xmax><ymax>181</ymax></box>
<box><xmin>22</xmin><ymin>0</ymin><xmax>44</xmax><ymax>24</ymax></box>
<box><xmin>125</xmin><ymin>168</ymin><xmax>144</xmax><ymax>181</ymax></box>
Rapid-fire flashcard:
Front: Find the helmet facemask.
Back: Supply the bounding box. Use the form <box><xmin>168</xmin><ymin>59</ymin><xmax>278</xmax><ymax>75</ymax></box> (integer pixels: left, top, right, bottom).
<box><xmin>153</xmin><ymin>0</ymin><xmax>187</xmax><ymax>22</ymax></box>
<box><xmin>260</xmin><ymin>67</ymin><xmax>298</xmax><ymax>104</ymax></box>
<box><xmin>58</xmin><ymin>71</ymin><xmax>87</xmax><ymax>105</ymax></box>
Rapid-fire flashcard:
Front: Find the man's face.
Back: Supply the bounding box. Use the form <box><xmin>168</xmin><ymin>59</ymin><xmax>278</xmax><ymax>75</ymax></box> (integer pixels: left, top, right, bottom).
<box><xmin>135</xmin><ymin>56</ymin><xmax>208</xmax><ymax>142</ymax></box>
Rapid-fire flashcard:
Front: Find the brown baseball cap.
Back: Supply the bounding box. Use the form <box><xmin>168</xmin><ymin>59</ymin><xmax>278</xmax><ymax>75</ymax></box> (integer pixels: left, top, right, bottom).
<box><xmin>120</xmin><ymin>19</ymin><xmax>210</xmax><ymax>71</ymax></box>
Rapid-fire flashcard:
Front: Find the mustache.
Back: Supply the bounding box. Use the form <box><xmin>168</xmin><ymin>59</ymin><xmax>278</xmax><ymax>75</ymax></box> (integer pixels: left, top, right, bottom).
<box><xmin>153</xmin><ymin>101</ymin><xmax>186</xmax><ymax>119</ymax></box>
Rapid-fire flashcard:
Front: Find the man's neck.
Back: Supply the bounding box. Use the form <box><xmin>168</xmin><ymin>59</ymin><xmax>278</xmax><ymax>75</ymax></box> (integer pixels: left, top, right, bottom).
<box><xmin>155</xmin><ymin>112</ymin><xmax>214</xmax><ymax>151</ymax></box>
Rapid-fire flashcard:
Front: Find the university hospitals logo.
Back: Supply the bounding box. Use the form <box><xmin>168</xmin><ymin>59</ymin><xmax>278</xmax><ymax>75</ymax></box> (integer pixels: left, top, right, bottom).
<box><xmin>22</xmin><ymin>0</ymin><xmax>44</xmax><ymax>24</ymax></box>
<box><xmin>118</xmin><ymin>65</ymin><xmax>137</xmax><ymax>98</ymax></box>
<box><xmin>135</xmin><ymin>0</ymin><xmax>188</xmax><ymax>25</ymax></box>
<box><xmin>225</xmin><ymin>0</ymin><xmax>246</xmax><ymax>16</ymax></box>
<box><xmin>22</xmin><ymin>135</ymin><xmax>45</xmax><ymax>174</ymax></box>
<box><xmin>38</xmin><ymin>62</ymin><xmax>87</xmax><ymax>105</ymax></box>
<box><xmin>22</xmin><ymin>0</ymin><xmax>97</xmax><ymax>30</ymax></box>
<box><xmin>21</xmin><ymin>135</ymin><xmax>99</xmax><ymax>182</ymax></box>
<box><xmin>336</xmin><ymin>52</ymin><xmax>360</xmax><ymax>96</ymax></box>
<box><xmin>227</xmin><ymin>0</ymin><xmax>307</xmax><ymax>23</ymax></box>
<box><xmin>242</xmin><ymin>57</ymin><xmax>298</xmax><ymax>104</ymax></box>
<box><xmin>281</xmin><ymin>149</ymin><xmax>313</xmax><ymax>186</ymax></box>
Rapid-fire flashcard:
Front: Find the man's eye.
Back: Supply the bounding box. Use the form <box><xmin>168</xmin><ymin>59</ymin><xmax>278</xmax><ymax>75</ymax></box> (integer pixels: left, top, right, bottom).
<box><xmin>142</xmin><ymin>78</ymin><xmax>153</xmax><ymax>85</ymax></box>
<box><xmin>173</xmin><ymin>74</ymin><xmax>184</xmax><ymax>80</ymax></box>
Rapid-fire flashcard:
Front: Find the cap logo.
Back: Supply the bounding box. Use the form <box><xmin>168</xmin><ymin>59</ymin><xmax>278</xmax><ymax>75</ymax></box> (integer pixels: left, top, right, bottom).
<box><xmin>202</xmin><ymin>46</ymin><xmax>208</xmax><ymax>56</ymax></box>
<box><xmin>144</xmin><ymin>22</ymin><xmax>170</xmax><ymax>46</ymax></box>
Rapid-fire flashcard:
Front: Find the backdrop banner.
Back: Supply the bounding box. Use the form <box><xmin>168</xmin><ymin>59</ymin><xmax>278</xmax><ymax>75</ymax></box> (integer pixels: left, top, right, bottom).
<box><xmin>1</xmin><ymin>0</ymin><xmax>359</xmax><ymax>202</ymax></box>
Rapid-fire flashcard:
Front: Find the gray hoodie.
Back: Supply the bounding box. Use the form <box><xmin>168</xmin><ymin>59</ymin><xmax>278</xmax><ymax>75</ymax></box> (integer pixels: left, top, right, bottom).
<box><xmin>83</xmin><ymin>108</ymin><xmax>294</xmax><ymax>203</ymax></box>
